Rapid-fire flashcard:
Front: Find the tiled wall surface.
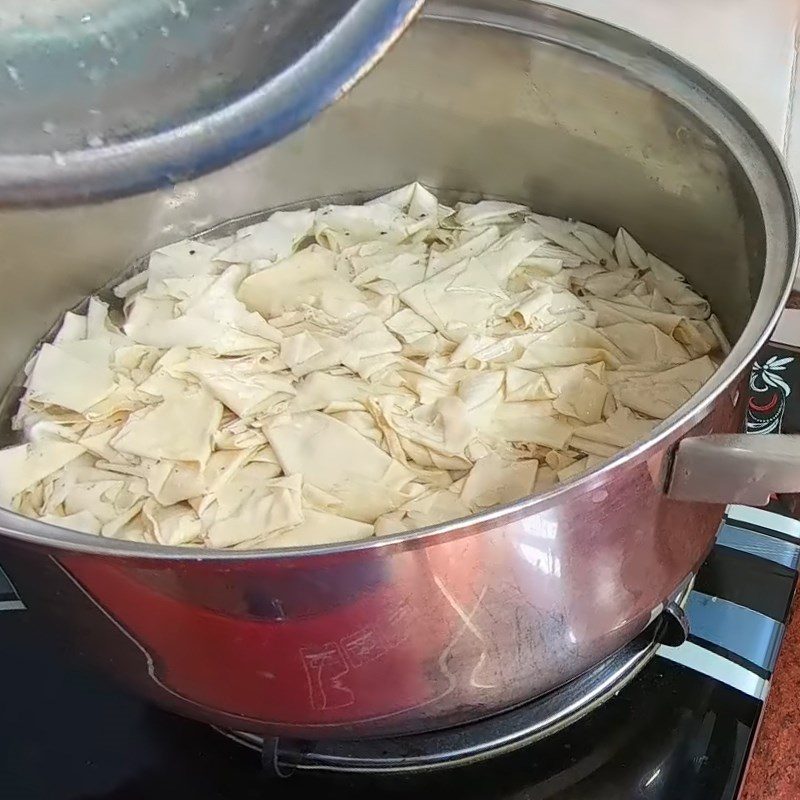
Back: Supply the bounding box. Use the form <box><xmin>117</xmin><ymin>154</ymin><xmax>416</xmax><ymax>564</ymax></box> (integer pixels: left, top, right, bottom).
<box><xmin>550</xmin><ymin>0</ymin><xmax>800</xmax><ymax>288</ymax></box>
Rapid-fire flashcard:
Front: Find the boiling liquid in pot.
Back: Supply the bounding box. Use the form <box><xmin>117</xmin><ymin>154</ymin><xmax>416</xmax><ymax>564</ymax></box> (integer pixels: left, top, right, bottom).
<box><xmin>0</xmin><ymin>184</ymin><xmax>727</xmax><ymax>550</ymax></box>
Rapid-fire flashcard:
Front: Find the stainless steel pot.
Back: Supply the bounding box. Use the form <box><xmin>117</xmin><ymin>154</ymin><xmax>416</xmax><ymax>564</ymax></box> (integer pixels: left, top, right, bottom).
<box><xmin>0</xmin><ymin>0</ymin><xmax>795</xmax><ymax>739</ymax></box>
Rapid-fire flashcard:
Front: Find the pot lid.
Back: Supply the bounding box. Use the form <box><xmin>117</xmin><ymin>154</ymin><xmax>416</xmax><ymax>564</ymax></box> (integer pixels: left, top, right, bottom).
<box><xmin>0</xmin><ymin>0</ymin><xmax>424</xmax><ymax>206</ymax></box>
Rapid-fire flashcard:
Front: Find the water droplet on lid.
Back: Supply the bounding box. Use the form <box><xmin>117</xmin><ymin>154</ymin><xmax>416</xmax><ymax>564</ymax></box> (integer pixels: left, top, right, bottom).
<box><xmin>81</xmin><ymin>13</ymin><xmax>92</xmax><ymax>23</ymax></box>
<box><xmin>42</xmin><ymin>121</ymin><xmax>56</xmax><ymax>135</ymax></box>
<box><xmin>52</xmin><ymin>151</ymin><xmax>66</xmax><ymax>166</ymax></box>
<box><xmin>86</xmin><ymin>134</ymin><xmax>103</xmax><ymax>148</ymax></box>
<box><xmin>98</xmin><ymin>32</ymin><xmax>113</xmax><ymax>50</ymax></box>
<box><xmin>176</xmin><ymin>0</ymin><xmax>189</xmax><ymax>18</ymax></box>
<box><xmin>160</xmin><ymin>25</ymin><xmax>170</xmax><ymax>37</ymax></box>
<box><xmin>109</xmin><ymin>56</ymin><xmax>119</xmax><ymax>66</ymax></box>
<box><xmin>5</xmin><ymin>62</ymin><xmax>22</xmax><ymax>90</ymax></box>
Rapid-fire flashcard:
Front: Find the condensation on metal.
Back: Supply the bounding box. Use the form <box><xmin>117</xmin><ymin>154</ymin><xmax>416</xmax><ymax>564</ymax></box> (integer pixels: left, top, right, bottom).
<box><xmin>0</xmin><ymin>0</ymin><xmax>424</xmax><ymax>205</ymax></box>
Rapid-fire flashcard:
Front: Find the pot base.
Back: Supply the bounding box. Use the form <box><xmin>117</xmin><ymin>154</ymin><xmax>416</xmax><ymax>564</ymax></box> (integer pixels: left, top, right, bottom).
<box><xmin>218</xmin><ymin>600</ymin><xmax>688</xmax><ymax>775</ymax></box>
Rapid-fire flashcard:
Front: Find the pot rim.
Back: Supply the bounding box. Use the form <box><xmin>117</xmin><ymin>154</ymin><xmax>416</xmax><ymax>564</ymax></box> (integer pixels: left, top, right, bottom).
<box><xmin>1</xmin><ymin>0</ymin><xmax>796</xmax><ymax>560</ymax></box>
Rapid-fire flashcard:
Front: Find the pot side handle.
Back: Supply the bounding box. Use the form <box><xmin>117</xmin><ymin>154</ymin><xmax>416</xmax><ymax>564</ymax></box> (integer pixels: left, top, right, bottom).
<box><xmin>665</xmin><ymin>434</ymin><xmax>800</xmax><ymax>505</ymax></box>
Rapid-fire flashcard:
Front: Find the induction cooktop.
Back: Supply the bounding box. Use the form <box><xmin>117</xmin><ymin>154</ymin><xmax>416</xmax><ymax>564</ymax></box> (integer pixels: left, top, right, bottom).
<box><xmin>1</xmin><ymin>500</ymin><xmax>796</xmax><ymax>800</ymax></box>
